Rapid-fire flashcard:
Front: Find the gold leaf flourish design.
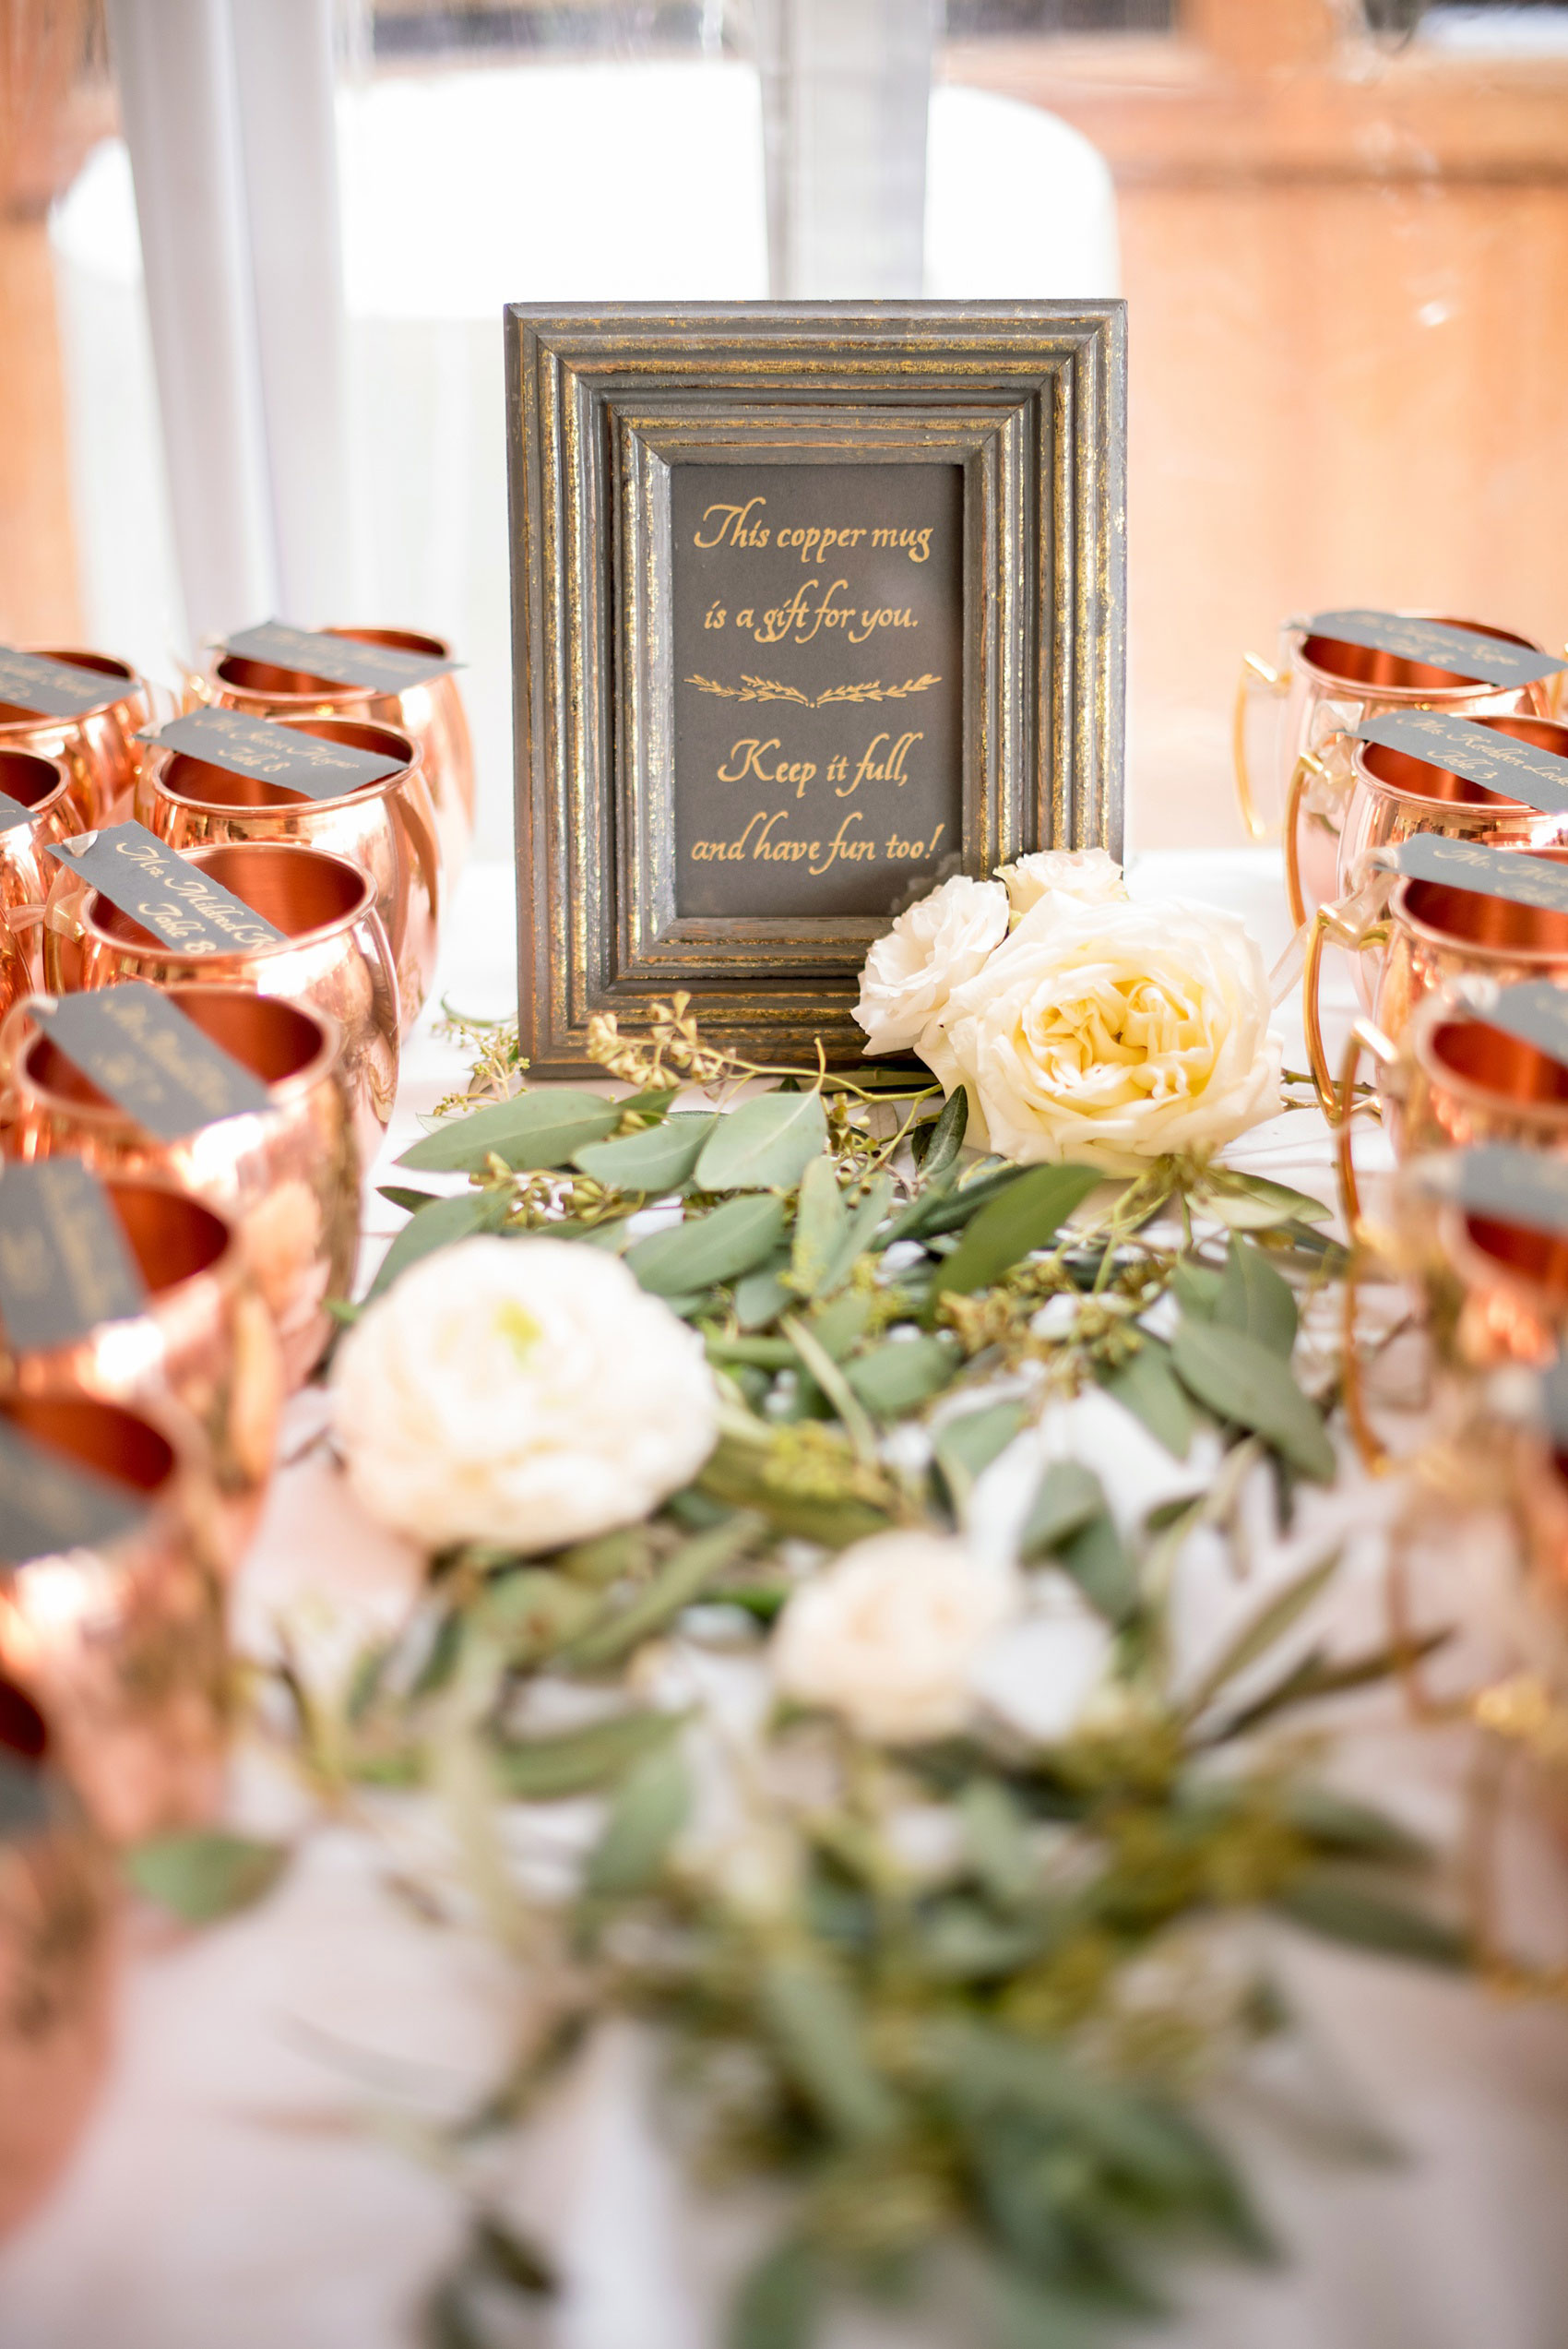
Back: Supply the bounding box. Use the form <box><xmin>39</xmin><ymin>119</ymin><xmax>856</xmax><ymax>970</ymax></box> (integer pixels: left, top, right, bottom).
<box><xmin>683</xmin><ymin>674</ymin><xmax>940</xmax><ymax>709</ymax></box>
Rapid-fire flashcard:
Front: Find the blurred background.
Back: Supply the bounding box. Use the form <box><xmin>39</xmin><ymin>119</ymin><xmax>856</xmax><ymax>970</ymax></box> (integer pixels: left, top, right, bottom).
<box><xmin>1</xmin><ymin>0</ymin><xmax>1565</xmax><ymax>863</ymax></box>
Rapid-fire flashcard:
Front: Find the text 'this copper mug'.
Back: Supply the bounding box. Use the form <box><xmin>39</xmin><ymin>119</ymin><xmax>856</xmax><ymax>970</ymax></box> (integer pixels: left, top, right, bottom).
<box><xmin>42</xmin><ymin>840</ymin><xmax>401</xmax><ymax>1158</ymax></box>
<box><xmin>0</xmin><ymin>990</ymin><xmax>361</xmax><ymax>1391</ymax></box>
<box><xmin>135</xmin><ymin>716</ymin><xmax>441</xmax><ymax>1033</ymax></box>
<box><xmin>0</xmin><ymin>1392</ymin><xmax>230</xmax><ymax>1845</ymax></box>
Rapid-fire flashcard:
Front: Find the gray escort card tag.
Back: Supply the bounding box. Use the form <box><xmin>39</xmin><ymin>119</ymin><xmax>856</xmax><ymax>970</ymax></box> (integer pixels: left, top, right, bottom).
<box><xmin>225</xmin><ymin>619</ymin><xmax>456</xmax><ymax>694</ymax></box>
<box><xmin>1472</xmin><ymin>980</ymin><xmax>1568</xmax><ymax>1072</ymax></box>
<box><xmin>0</xmin><ymin>1750</ymin><xmax>51</xmax><ymax>1842</ymax></box>
<box><xmin>46</xmin><ymin>822</ymin><xmax>286</xmax><ymax>954</ymax></box>
<box><xmin>31</xmin><ymin>983</ymin><xmax>272</xmax><ymax>1142</ymax></box>
<box><xmin>1538</xmin><ymin>1352</ymin><xmax>1568</xmax><ymax>1449</ymax></box>
<box><xmin>0</xmin><ymin>793</ymin><xmax>34</xmax><ymax>834</ymax></box>
<box><xmin>1452</xmin><ymin>1143</ymin><xmax>1568</xmax><ymax>1239</ymax></box>
<box><xmin>0</xmin><ymin>1161</ymin><xmax>147</xmax><ymax>1352</ymax></box>
<box><xmin>0</xmin><ymin>646</ymin><xmax>121</xmax><ymax>719</ymax></box>
<box><xmin>1394</xmin><ymin>832</ymin><xmax>1568</xmax><ymax>913</ymax></box>
<box><xmin>0</xmin><ymin>1412</ymin><xmax>148</xmax><ymax>1571</ymax></box>
<box><xmin>1357</xmin><ymin>710</ymin><xmax>1568</xmax><ymax>817</ymax></box>
<box><xmin>139</xmin><ymin>706</ymin><xmax>405</xmax><ymax>802</ymax></box>
<box><xmin>1309</xmin><ymin>611</ymin><xmax>1565</xmax><ymax>690</ymax></box>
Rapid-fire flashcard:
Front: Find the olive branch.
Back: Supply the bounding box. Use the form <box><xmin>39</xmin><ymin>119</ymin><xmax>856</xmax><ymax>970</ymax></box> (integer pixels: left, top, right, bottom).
<box><xmin>683</xmin><ymin>673</ymin><xmax>940</xmax><ymax>709</ymax></box>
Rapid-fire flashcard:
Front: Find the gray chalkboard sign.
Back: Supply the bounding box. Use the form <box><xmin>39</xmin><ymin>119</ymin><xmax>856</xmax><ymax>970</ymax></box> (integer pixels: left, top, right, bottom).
<box><xmin>506</xmin><ymin>304</ymin><xmax>1127</xmax><ymax>1074</ymax></box>
<box><xmin>672</xmin><ymin>463</ymin><xmax>963</xmax><ymax>919</ymax></box>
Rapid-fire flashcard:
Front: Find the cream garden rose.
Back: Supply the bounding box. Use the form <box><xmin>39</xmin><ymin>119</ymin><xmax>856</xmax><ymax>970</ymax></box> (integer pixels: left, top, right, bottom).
<box><xmin>331</xmin><ymin>1235</ymin><xmax>719</xmax><ymax>1553</ymax></box>
<box><xmin>997</xmin><ymin>847</ymin><xmax>1127</xmax><ymax>924</ymax></box>
<box><xmin>935</xmin><ymin>891</ymin><xmax>1282</xmax><ymax>1174</ymax></box>
<box><xmin>852</xmin><ymin>872</ymin><xmax>1009</xmax><ymax>1057</ymax></box>
<box><xmin>771</xmin><ymin>1531</ymin><xmax>1018</xmax><ymax>1744</ymax></box>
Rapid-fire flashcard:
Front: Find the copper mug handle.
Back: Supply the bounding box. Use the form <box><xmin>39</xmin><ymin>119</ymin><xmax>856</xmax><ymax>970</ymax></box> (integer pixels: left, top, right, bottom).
<box><xmin>1232</xmin><ymin>651</ymin><xmax>1291</xmax><ymax>842</ymax></box>
<box><xmin>1301</xmin><ymin>884</ymin><xmax>1390</xmax><ymax>1115</ymax></box>
<box><xmin>1334</xmin><ymin>1019</ymin><xmax>1402</xmax><ymax>1477</ymax></box>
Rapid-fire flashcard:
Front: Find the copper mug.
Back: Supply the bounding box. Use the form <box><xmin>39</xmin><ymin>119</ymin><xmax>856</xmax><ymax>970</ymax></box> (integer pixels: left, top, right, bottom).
<box><xmin>1304</xmin><ymin>848</ymin><xmax>1568</xmax><ymax>1114</ymax></box>
<box><xmin>42</xmin><ymin>839</ymin><xmax>400</xmax><ymax>1156</ymax></box>
<box><xmin>0</xmin><ymin>989</ymin><xmax>361</xmax><ymax>1390</ymax></box>
<box><xmin>134</xmin><ymin>715</ymin><xmax>441</xmax><ymax>1033</ymax></box>
<box><xmin>1233</xmin><ymin>615</ymin><xmax>1557</xmax><ymax>927</ymax></box>
<box><xmin>0</xmin><ymin>1174</ymin><xmax>284</xmax><ymax>1573</ymax></box>
<box><xmin>0</xmin><ymin>1672</ymin><xmax>114</xmax><ymax>2240</ymax></box>
<box><xmin>0</xmin><ymin>651</ymin><xmax>157</xmax><ymax>830</ymax></box>
<box><xmin>1334</xmin><ymin>713</ymin><xmax>1568</xmax><ymax>912</ymax></box>
<box><xmin>194</xmin><ymin>626</ymin><xmax>474</xmax><ymax>880</ymax></box>
<box><xmin>0</xmin><ymin>748</ymin><xmax>81</xmax><ymax>985</ymax></box>
<box><xmin>0</xmin><ymin>1391</ymin><xmax>229</xmax><ymax>1843</ymax></box>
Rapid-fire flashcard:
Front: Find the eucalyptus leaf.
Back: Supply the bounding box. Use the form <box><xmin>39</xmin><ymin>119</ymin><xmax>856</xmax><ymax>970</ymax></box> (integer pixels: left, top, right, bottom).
<box><xmin>844</xmin><ymin>1333</ymin><xmax>957</xmax><ymax>1416</ymax></box>
<box><xmin>760</xmin><ymin>1953</ymin><xmax>900</xmax><ymax>2142</ymax></box>
<box><xmin>1170</xmin><ymin>1318</ymin><xmax>1335</xmax><ymax>1483</ymax></box>
<box><xmin>377</xmin><ymin>1184</ymin><xmax>441</xmax><ymax>1215</ymax></box>
<box><xmin>1099</xmin><ymin>1341</ymin><xmax>1195</xmax><ymax>1459</ymax></box>
<box><xmin>572</xmin><ymin>1114</ymin><xmax>717</xmax><ymax>1191</ymax></box>
<box><xmin>1201</xmin><ymin>1170</ymin><xmax>1333</xmax><ymax>1229</ymax></box>
<box><xmin>920</xmin><ymin>1084</ymin><xmax>969</xmax><ymax>1180</ymax></box>
<box><xmin>880</xmin><ymin>1163</ymin><xmax>1016</xmax><ymax>1248</ymax></box>
<box><xmin>1018</xmin><ymin>1461</ymin><xmax>1106</xmax><ymax>1563</ymax></box>
<box><xmin>962</xmin><ymin>1778</ymin><xmax>1038</xmax><ymax>1912</ymax></box>
<box><xmin>398</xmin><ymin>1090</ymin><xmax>621</xmax><ymax>1174</ymax></box>
<box><xmin>1282</xmin><ymin>1784</ymin><xmax>1428</xmax><ymax>1865</ymax></box>
<box><xmin>814</xmin><ymin>1173</ymin><xmax>895</xmax><ymax>1299</ymax></box>
<box><xmin>698</xmin><ymin>1437</ymin><xmax>889</xmax><ymax>1547</ymax></box>
<box><xmin>1171</xmin><ymin>1258</ymin><xmax>1223</xmax><ymax>1318</ymax></box>
<box><xmin>729</xmin><ymin>2239</ymin><xmax>821</xmax><ymax>2349</ymax></box>
<box><xmin>1058</xmin><ymin>1508</ymin><xmax>1138</xmax><ymax>1624</ymax></box>
<box><xmin>582</xmin><ymin>1744</ymin><xmax>689</xmax><ymax>1897</ymax></box>
<box><xmin>790</xmin><ymin>1154</ymin><xmax>848</xmax><ymax>1298</ymax></box>
<box><xmin>1183</xmin><ymin>1547</ymin><xmax>1341</xmax><ymax>1719</ymax></box>
<box><xmin>931</xmin><ymin>1164</ymin><xmax>1101</xmax><ymax>1306</ymax></box>
<box><xmin>734</xmin><ymin>1252</ymin><xmax>794</xmax><ymax>1330</ymax></box>
<box><xmin>368</xmin><ymin>1186</ymin><xmax>514</xmax><ymax>1300</ymax></box>
<box><xmin>935</xmin><ymin>1401</ymin><xmax>1028</xmax><ymax>1515</ymax></box>
<box><xmin>557</xmin><ymin>1512</ymin><xmax>765</xmax><ymax>1671</ymax></box>
<box><xmin>1215</xmin><ymin>1235</ymin><xmax>1298</xmax><ymax>1357</ymax></box>
<box><xmin>626</xmin><ymin>1196</ymin><xmax>787</xmax><ymax>1296</ymax></box>
<box><xmin>694</xmin><ymin>1091</ymin><xmax>828</xmax><ymax>1192</ymax></box>
<box><xmin>474</xmin><ymin>1569</ymin><xmax>600</xmax><ymax>1666</ymax></box>
<box><xmin>124</xmin><ymin>1830</ymin><xmax>289</xmax><ymax>1925</ymax></box>
<box><xmin>1275</xmin><ymin>1873</ymin><xmax>1467</xmax><ymax>1968</ymax></box>
<box><xmin>806</xmin><ymin>1292</ymin><xmax>873</xmax><ymax>1361</ymax></box>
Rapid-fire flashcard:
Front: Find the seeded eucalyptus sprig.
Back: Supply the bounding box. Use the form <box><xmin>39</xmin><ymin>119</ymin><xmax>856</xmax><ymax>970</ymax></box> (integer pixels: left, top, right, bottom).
<box><xmin>232</xmin><ymin>1008</ymin><xmax>1467</xmax><ymax>2349</ymax></box>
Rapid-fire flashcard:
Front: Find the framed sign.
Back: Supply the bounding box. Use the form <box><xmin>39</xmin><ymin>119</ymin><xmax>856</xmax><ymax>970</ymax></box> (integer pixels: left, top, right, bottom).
<box><xmin>505</xmin><ymin>303</ymin><xmax>1126</xmax><ymax>1073</ymax></box>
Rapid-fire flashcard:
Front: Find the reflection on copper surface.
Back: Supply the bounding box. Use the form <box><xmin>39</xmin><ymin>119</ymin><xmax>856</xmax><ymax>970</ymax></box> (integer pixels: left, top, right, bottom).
<box><xmin>1</xmin><ymin>989</ymin><xmax>360</xmax><ymax>1390</ymax></box>
<box><xmin>42</xmin><ymin>839</ymin><xmax>399</xmax><ymax>1158</ymax></box>
<box><xmin>1431</xmin><ymin>1020</ymin><xmax>1568</xmax><ymax>1108</ymax></box>
<box><xmin>199</xmin><ymin>624</ymin><xmax>473</xmax><ymax>877</ymax></box>
<box><xmin>0</xmin><ymin>1672</ymin><xmax>114</xmax><ymax>2241</ymax></box>
<box><xmin>0</xmin><ymin>1392</ymin><xmax>228</xmax><ymax>1843</ymax></box>
<box><xmin>137</xmin><ymin>713</ymin><xmax>440</xmax><ymax>1031</ymax></box>
<box><xmin>0</xmin><ymin>1175</ymin><xmax>283</xmax><ymax>1574</ymax></box>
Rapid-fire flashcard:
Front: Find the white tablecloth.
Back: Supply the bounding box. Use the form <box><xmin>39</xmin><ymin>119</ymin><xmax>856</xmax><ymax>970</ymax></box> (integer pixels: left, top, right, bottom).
<box><xmin>5</xmin><ymin>853</ymin><xmax>1568</xmax><ymax>2349</ymax></box>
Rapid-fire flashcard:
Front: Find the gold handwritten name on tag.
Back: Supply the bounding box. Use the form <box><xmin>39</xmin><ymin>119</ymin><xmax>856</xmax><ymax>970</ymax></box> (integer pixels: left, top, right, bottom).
<box><xmin>1358</xmin><ymin>711</ymin><xmax>1568</xmax><ymax>817</ymax></box>
<box><xmin>1395</xmin><ymin>833</ymin><xmax>1568</xmax><ymax>912</ymax></box>
<box><xmin>1310</xmin><ymin>610</ymin><xmax>1565</xmax><ymax>689</ymax></box>
<box><xmin>49</xmin><ymin>823</ymin><xmax>287</xmax><ymax>955</ymax></box>
<box><xmin>0</xmin><ymin>1162</ymin><xmax>147</xmax><ymax>1352</ymax></box>
<box><xmin>0</xmin><ymin>645</ymin><xmax>120</xmax><ymax>719</ymax></box>
<box><xmin>140</xmin><ymin>707</ymin><xmax>406</xmax><ymax>803</ymax></box>
<box><xmin>1456</xmin><ymin>1143</ymin><xmax>1568</xmax><ymax>1239</ymax></box>
<box><xmin>224</xmin><ymin>619</ymin><xmax>456</xmax><ymax>694</ymax></box>
<box><xmin>32</xmin><ymin>982</ymin><xmax>271</xmax><ymax>1142</ymax></box>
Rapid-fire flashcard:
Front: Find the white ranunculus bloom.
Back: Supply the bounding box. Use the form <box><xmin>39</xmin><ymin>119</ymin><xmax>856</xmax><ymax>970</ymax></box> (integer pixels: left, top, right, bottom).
<box><xmin>770</xmin><ymin>1531</ymin><xmax>1018</xmax><ymax>1744</ymax></box>
<box><xmin>331</xmin><ymin>1235</ymin><xmax>719</xmax><ymax>1553</ymax></box>
<box><xmin>997</xmin><ymin>847</ymin><xmax>1127</xmax><ymax>925</ymax></box>
<box><xmin>933</xmin><ymin>893</ymin><xmax>1282</xmax><ymax>1174</ymax></box>
<box><xmin>852</xmin><ymin>872</ymin><xmax>1009</xmax><ymax>1060</ymax></box>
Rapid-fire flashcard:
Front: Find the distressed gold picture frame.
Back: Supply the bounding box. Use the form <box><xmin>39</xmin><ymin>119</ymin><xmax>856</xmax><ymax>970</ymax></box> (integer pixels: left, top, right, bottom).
<box><xmin>505</xmin><ymin>303</ymin><xmax>1126</xmax><ymax>1076</ymax></box>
